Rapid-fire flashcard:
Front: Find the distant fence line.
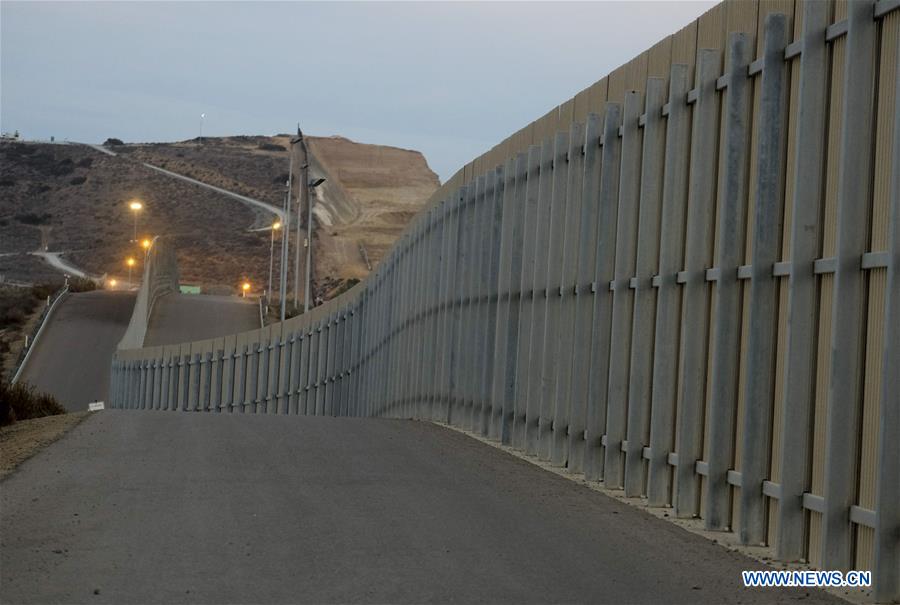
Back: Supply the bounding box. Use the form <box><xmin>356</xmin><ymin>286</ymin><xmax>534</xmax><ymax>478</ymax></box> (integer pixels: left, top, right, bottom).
<box><xmin>110</xmin><ymin>1</ymin><xmax>899</xmax><ymax>600</ymax></box>
<box><xmin>117</xmin><ymin>237</ymin><xmax>179</xmax><ymax>350</ymax></box>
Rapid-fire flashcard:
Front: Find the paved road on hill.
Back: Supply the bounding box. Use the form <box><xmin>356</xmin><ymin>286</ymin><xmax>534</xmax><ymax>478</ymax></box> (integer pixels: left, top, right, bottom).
<box><xmin>76</xmin><ymin>142</ymin><xmax>283</xmax><ymax>220</ymax></box>
<box><xmin>143</xmin><ymin>293</ymin><xmax>260</xmax><ymax>347</ymax></box>
<box><xmin>0</xmin><ymin>411</ymin><xmax>843</xmax><ymax>605</ymax></box>
<box><xmin>16</xmin><ymin>291</ymin><xmax>135</xmax><ymax>412</ymax></box>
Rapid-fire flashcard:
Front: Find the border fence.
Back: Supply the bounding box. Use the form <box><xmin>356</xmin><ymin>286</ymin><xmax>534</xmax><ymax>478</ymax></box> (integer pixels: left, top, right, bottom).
<box><xmin>117</xmin><ymin>236</ymin><xmax>179</xmax><ymax>350</ymax></box>
<box><xmin>110</xmin><ymin>1</ymin><xmax>899</xmax><ymax>599</ymax></box>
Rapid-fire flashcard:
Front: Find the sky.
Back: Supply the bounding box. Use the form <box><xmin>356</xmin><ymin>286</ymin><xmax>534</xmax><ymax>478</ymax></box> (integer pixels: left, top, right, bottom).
<box><xmin>1</xmin><ymin>1</ymin><xmax>715</xmax><ymax>182</ymax></box>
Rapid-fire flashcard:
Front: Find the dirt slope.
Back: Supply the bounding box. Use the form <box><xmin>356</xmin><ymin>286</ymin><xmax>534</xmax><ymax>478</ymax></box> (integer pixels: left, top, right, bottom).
<box><xmin>0</xmin><ymin>136</ymin><xmax>439</xmax><ymax>300</ymax></box>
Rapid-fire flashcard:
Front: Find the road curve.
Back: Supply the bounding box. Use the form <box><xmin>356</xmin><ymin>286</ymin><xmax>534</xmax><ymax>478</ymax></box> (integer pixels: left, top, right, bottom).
<box><xmin>75</xmin><ymin>142</ymin><xmax>284</xmax><ymax>219</ymax></box>
<box><xmin>17</xmin><ymin>291</ymin><xmax>135</xmax><ymax>411</ymax></box>
<box><xmin>141</xmin><ymin>163</ymin><xmax>284</xmax><ymax>220</ymax></box>
<box><xmin>143</xmin><ymin>293</ymin><xmax>260</xmax><ymax>347</ymax></box>
<box><xmin>30</xmin><ymin>251</ymin><xmax>93</xmax><ymax>280</ymax></box>
<box><xmin>0</xmin><ymin>412</ymin><xmax>843</xmax><ymax>605</ymax></box>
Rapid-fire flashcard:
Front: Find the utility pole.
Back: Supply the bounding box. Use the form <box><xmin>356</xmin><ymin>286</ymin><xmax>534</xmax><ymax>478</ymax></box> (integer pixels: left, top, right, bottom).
<box><xmin>304</xmin><ymin>168</ymin><xmax>314</xmax><ymax>313</ymax></box>
<box><xmin>291</xmin><ymin>126</ymin><xmax>310</xmax><ymax>311</ymax></box>
<box><xmin>279</xmin><ymin>152</ymin><xmax>293</xmax><ymax>322</ymax></box>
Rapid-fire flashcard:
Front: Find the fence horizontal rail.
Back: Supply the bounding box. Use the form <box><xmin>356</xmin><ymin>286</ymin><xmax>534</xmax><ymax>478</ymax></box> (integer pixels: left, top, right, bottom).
<box><xmin>111</xmin><ymin>1</ymin><xmax>899</xmax><ymax>600</ymax></box>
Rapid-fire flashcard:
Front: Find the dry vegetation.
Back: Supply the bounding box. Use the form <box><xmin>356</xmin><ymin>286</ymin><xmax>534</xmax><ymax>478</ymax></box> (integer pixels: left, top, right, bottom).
<box><xmin>0</xmin><ymin>141</ymin><xmax>271</xmax><ymax>291</ymax></box>
<box><xmin>0</xmin><ymin>135</ymin><xmax>438</xmax><ymax>301</ymax></box>
<box><xmin>0</xmin><ymin>379</ymin><xmax>66</xmax><ymax>427</ymax></box>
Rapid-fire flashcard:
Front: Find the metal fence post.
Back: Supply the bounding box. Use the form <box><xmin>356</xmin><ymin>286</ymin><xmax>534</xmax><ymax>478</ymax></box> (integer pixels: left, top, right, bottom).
<box><xmin>775</xmin><ymin>0</ymin><xmax>828</xmax><ymax>560</ymax></box>
<box><xmin>705</xmin><ymin>32</ymin><xmax>754</xmax><ymax>528</ymax></box>
<box><xmin>552</xmin><ymin>121</ymin><xmax>586</xmax><ymax>466</ymax></box>
<box><xmin>491</xmin><ymin>163</ymin><xmax>516</xmax><ymax>441</ymax></box>
<box><xmin>492</xmin><ymin>157</ymin><xmax>527</xmax><ymax>444</ymax></box>
<box><xmin>673</xmin><ymin>49</ymin><xmax>721</xmax><ymax>517</ymax></box>
<box><xmin>604</xmin><ymin>91</ymin><xmax>644</xmax><ymax>487</ymax></box>
<box><xmin>740</xmin><ymin>14</ymin><xmax>788</xmax><ymax>545</ymax></box>
<box><xmin>567</xmin><ymin>115</ymin><xmax>603</xmax><ymax>475</ymax></box>
<box><xmin>538</xmin><ymin>132</ymin><xmax>570</xmax><ymax>460</ymax></box>
<box><xmin>822</xmin><ymin>0</ymin><xmax>877</xmax><ymax>571</ymax></box>
<box><xmin>623</xmin><ymin>77</ymin><xmax>668</xmax><ymax>497</ymax></box>
<box><xmin>524</xmin><ymin>143</ymin><xmax>554</xmax><ymax>455</ymax></box>
<box><xmin>316</xmin><ymin>320</ymin><xmax>329</xmax><ymax>416</ymax></box>
<box><xmin>213</xmin><ymin>348</ymin><xmax>224</xmax><ymax>413</ymax></box>
<box><xmin>584</xmin><ymin>104</ymin><xmax>622</xmax><ymax>481</ymax></box>
<box><xmin>513</xmin><ymin>146</ymin><xmax>542</xmax><ymax>448</ymax></box>
<box><xmin>874</xmin><ymin>29</ymin><xmax>900</xmax><ymax>599</ymax></box>
<box><xmin>480</xmin><ymin>170</ymin><xmax>503</xmax><ymax>436</ymax></box>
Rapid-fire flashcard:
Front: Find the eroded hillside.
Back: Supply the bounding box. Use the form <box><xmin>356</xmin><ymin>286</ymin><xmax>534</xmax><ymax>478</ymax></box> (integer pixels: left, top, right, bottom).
<box><xmin>0</xmin><ymin>136</ymin><xmax>439</xmax><ymax>300</ymax></box>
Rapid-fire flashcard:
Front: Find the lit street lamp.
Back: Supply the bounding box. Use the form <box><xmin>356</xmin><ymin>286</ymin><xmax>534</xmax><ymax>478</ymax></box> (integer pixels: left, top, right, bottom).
<box><xmin>241</xmin><ymin>282</ymin><xmax>251</xmax><ymax>298</ymax></box>
<box><xmin>141</xmin><ymin>238</ymin><xmax>152</xmax><ymax>254</ymax></box>
<box><xmin>126</xmin><ymin>257</ymin><xmax>136</xmax><ymax>286</ymax></box>
<box><xmin>128</xmin><ymin>200</ymin><xmax>143</xmax><ymax>242</ymax></box>
<box><xmin>109</xmin><ymin>278</ymin><xmax>117</xmax><ymax>289</ymax></box>
<box><xmin>200</xmin><ymin>113</ymin><xmax>206</xmax><ymax>144</ymax></box>
<box><xmin>267</xmin><ymin>221</ymin><xmax>281</xmax><ymax>301</ymax></box>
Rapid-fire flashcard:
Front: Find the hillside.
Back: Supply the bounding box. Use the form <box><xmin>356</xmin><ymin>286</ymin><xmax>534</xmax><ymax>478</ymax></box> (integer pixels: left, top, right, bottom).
<box><xmin>0</xmin><ymin>136</ymin><xmax>439</xmax><ymax>299</ymax></box>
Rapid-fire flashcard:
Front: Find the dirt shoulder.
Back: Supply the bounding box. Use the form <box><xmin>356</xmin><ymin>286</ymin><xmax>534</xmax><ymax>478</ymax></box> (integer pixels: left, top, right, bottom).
<box><xmin>0</xmin><ymin>411</ymin><xmax>92</xmax><ymax>480</ymax></box>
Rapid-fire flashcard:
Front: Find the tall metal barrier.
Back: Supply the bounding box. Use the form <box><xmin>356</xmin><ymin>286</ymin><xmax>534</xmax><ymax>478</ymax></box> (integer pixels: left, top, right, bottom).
<box><xmin>110</xmin><ymin>1</ymin><xmax>899</xmax><ymax>599</ymax></box>
<box><xmin>116</xmin><ymin>237</ymin><xmax>179</xmax><ymax>350</ymax></box>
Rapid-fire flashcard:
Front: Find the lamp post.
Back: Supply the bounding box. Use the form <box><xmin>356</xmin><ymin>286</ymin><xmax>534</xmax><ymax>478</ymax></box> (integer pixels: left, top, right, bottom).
<box><xmin>200</xmin><ymin>113</ymin><xmax>205</xmax><ymax>144</ymax></box>
<box><xmin>279</xmin><ymin>153</ymin><xmax>293</xmax><ymax>322</ymax></box>
<box><xmin>291</xmin><ymin>128</ymin><xmax>308</xmax><ymax>310</ymax></box>
<box><xmin>126</xmin><ymin>257</ymin><xmax>135</xmax><ymax>286</ymax></box>
<box><xmin>128</xmin><ymin>200</ymin><xmax>142</xmax><ymax>242</ymax></box>
<box><xmin>305</xmin><ymin>177</ymin><xmax>326</xmax><ymax>312</ymax></box>
<box><xmin>267</xmin><ymin>221</ymin><xmax>282</xmax><ymax>301</ymax></box>
<box><xmin>241</xmin><ymin>282</ymin><xmax>251</xmax><ymax>298</ymax></box>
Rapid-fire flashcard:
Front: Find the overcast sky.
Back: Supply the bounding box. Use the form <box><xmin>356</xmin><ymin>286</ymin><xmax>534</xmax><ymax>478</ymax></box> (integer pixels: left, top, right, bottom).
<box><xmin>1</xmin><ymin>1</ymin><xmax>714</xmax><ymax>181</ymax></box>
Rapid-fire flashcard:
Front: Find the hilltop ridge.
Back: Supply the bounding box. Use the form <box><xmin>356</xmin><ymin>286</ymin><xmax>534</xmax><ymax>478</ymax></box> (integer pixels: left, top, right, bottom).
<box><xmin>0</xmin><ymin>135</ymin><xmax>439</xmax><ymax>298</ymax></box>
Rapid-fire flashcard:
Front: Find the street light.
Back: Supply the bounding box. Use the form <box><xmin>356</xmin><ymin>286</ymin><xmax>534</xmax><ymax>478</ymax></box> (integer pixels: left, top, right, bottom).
<box><xmin>304</xmin><ymin>177</ymin><xmax>326</xmax><ymax>312</ymax></box>
<box><xmin>141</xmin><ymin>238</ymin><xmax>152</xmax><ymax>252</ymax></box>
<box><xmin>128</xmin><ymin>200</ymin><xmax>143</xmax><ymax>242</ymax></box>
<box><xmin>109</xmin><ymin>278</ymin><xmax>117</xmax><ymax>289</ymax></box>
<box><xmin>241</xmin><ymin>282</ymin><xmax>251</xmax><ymax>298</ymax></box>
<box><xmin>267</xmin><ymin>221</ymin><xmax>282</xmax><ymax>301</ymax></box>
<box><xmin>200</xmin><ymin>113</ymin><xmax>205</xmax><ymax>144</ymax></box>
<box><xmin>126</xmin><ymin>257</ymin><xmax>136</xmax><ymax>285</ymax></box>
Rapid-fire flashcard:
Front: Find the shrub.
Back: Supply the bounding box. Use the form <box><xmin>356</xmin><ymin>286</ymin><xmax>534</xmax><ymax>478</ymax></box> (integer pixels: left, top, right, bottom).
<box><xmin>103</xmin><ymin>138</ymin><xmax>124</xmax><ymax>147</ymax></box>
<box><xmin>15</xmin><ymin>212</ymin><xmax>51</xmax><ymax>225</ymax></box>
<box><xmin>68</xmin><ymin>277</ymin><xmax>97</xmax><ymax>293</ymax></box>
<box><xmin>52</xmin><ymin>159</ymin><xmax>74</xmax><ymax>176</ymax></box>
<box><xmin>77</xmin><ymin>157</ymin><xmax>93</xmax><ymax>168</ymax></box>
<box><xmin>258</xmin><ymin>142</ymin><xmax>286</xmax><ymax>152</ymax></box>
<box><xmin>31</xmin><ymin>283</ymin><xmax>57</xmax><ymax>300</ymax></box>
<box><xmin>0</xmin><ymin>380</ymin><xmax>66</xmax><ymax>426</ymax></box>
<box><xmin>69</xmin><ymin>176</ymin><xmax>86</xmax><ymax>186</ymax></box>
<box><xmin>0</xmin><ymin>306</ymin><xmax>26</xmax><ymax>328</ymax></box>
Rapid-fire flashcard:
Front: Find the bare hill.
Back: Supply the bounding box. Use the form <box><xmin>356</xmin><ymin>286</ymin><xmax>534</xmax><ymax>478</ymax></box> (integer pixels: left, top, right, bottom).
<box><xmin>0</xmin><ymin>136</ymin><xmax>439</xmax><ymax>299</ymax></box>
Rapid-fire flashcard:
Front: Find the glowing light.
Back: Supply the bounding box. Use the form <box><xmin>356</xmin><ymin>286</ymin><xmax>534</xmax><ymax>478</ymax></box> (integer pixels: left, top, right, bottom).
<box><xmin>242</xmin><ymin>282</ymin><xmax>251</xmax><ymax>291</ymax></box>
<box><xmin>126</xmin><ymin>257</ymin><xmax>136</xmax><ymax>267</ymax></box>
<box><xmin>129</xmin><ymin>201</ymin><xmax>143</xmax><ymax>211</ymax></box>
<box><xmin>141</xmin><ymin>238</ymin><xmax>152</xmax><ymax>250</ymax></box>
<box><xmin>272</xmin><ymin>221</ymin><xmax>282</xmax><ymax>230</ymax></box>
<box><xmin>109</xmin><ymin>279</ymin><xmax>117</xmax><ymax>287</ymax></box>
